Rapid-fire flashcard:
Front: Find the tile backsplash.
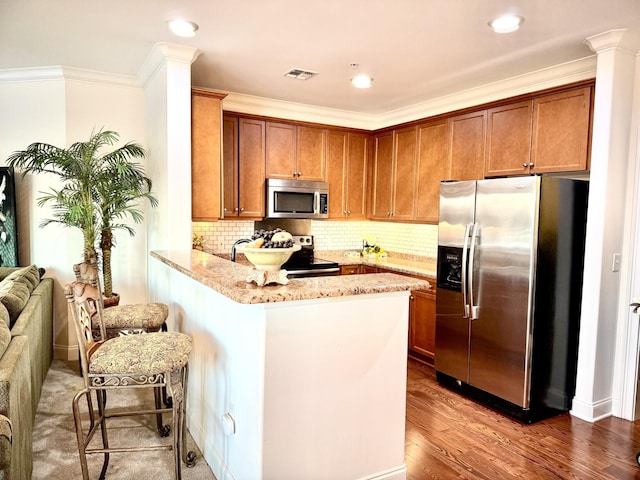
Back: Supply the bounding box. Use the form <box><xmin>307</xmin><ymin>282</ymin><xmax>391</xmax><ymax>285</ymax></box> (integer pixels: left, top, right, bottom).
<box><xmin>194</xmin><ymin>220</ymin><xmax>438</xmax><ymax>258</ymax></box>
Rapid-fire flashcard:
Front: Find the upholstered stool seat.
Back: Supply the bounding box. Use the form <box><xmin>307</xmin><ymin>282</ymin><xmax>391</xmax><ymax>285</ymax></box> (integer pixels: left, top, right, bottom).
<box><xmin>89</xmin><ymin>332</ymin><xmax>191</xmax><ymax>376</ymax></box>
<box><xmin>99</xmin><ymin>302</ymin><xmax>168</xmax><ymax>335</ymax></box>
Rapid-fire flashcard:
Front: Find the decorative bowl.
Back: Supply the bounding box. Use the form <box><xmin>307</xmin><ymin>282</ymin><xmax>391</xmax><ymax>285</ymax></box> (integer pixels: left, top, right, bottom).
<box><xmin>235</xmin><ymin>244</ymin><xmax>301</xmax><ymax>272</ymax></box>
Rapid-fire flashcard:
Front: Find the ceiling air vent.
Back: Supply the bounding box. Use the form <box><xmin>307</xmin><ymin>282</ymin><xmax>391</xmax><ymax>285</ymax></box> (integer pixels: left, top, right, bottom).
<box><xmin>283</xmin><ymin>68</ymin><xmax>318</xmax><ymax>80</ymax></box>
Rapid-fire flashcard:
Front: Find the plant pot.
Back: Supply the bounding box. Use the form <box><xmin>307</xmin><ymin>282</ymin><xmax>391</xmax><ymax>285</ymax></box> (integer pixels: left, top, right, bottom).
<box><xmin>103</xmin><ymin>293</ymin><xmax>121</xmax><ymax>308</ymax></box>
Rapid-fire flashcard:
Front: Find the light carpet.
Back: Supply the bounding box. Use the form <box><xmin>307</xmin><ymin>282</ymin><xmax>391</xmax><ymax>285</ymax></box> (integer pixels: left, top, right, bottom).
<box><xmin>32</xmin><ymin>360</ymin><xmax>217</xmax><ymax>479</ymax></box>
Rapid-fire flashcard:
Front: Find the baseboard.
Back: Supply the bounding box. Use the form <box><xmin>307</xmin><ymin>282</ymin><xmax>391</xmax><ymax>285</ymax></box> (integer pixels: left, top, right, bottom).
<box><xmin>570</xmin><ymin>395</ymin><xmax>613</xmax><ymax>422</ymax></box>
<box><xmin>359</xmin><ymin>465</ymin><xmax>407</xmax><ymax>480</ymax></box>
<box><xmin>54</xmin><ymin>344</ymin><xmax>78</xmax><ymax>361</ymax></box>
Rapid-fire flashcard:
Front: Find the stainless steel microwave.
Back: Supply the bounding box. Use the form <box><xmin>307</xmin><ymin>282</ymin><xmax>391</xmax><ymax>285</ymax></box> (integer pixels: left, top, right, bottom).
<box><xmin>266</xmin><ymin>178</ymin><xmax>329</xmax><ymax>219</ymax></box>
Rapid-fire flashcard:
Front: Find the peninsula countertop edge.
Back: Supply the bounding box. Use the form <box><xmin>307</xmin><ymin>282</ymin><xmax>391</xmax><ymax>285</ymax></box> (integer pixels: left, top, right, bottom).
<box><xmin>151</xmin><ymin>249</ymin><xmax>432</xmax><ymax>305</ymax></box>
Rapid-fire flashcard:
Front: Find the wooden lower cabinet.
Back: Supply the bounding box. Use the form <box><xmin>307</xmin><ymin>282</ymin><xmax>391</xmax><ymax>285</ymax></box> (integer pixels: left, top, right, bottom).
<box><xmin>409</xmin><ymin>289</ymin><xmax>436</xmax><ymax>364</ymax></box>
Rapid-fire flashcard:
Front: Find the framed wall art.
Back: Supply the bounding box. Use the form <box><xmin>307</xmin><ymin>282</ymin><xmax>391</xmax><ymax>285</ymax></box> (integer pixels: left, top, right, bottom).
<box><xmin>0</xmin><ymin>168</ymin><xmax>18</xmax><ymax>266</ymax></box>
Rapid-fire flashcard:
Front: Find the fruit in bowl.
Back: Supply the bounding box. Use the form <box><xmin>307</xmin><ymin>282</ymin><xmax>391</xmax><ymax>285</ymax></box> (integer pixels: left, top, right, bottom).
<box><xmin>237</xmin><ymin>229</ymin><xmax>301</xmax><ymax>271</ymax></box>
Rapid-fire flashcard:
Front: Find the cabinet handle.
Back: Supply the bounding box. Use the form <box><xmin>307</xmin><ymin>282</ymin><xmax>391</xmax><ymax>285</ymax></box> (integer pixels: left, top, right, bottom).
<box><xmin>234</xmin><ymin>208</ymin><xmax>239</xmax><ymax>212</ymax></box>
<box><xmin>240</xmin><ymin>207</ymin><xmax>245</xmax><ymax>212</ymax></box>
<box><xmin>347</xmin><ymin>210</ymin><xmax>351</xmax><ymax>214</ymax></box>
<box><xmin>343</xmin><ymin>210</ymin><xmax>348</xmax><ymax>215</ymax></box>
<box><xmin>529</xmin><ymin>162</ymin><xmax>535</xmax><ymax>167</ymax></box>
<box><xmin>410</xmin><ymin>295</ymin><xmax>415</xmax><ymax>301</ymax></box>
<box><xmin>523</xmin><ymin>163</ymin><xmax>528</xmax><ymax>168</ymax></box>
<box><xmin>224</xmin><ymin>208</ymin><xmax>227</xmax><ymax>212</ymax></box>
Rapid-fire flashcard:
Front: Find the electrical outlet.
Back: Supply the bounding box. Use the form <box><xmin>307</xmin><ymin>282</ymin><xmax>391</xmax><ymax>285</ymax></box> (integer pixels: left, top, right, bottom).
<box><xmin>612</xmin><ymin>253</ymin><xmax>621</xmax><ymax>272</ymax></box>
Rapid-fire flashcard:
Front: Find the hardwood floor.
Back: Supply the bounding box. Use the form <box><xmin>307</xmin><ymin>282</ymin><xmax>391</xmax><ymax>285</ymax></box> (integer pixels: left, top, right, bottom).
<box><xmin>405</xmin><ymin>359</ymin><xmax>640</xmax><ymax>479</ymax></box>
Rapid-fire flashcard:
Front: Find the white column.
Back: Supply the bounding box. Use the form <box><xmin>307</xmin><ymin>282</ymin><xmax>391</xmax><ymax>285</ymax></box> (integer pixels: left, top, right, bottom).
<box><xmin>571</xmin><ymin>29</ymin><xmax>640</xmax><ymax>422</ymax></box>
<box><xmin>138</xmin><ymin>43</ymin><xmax>201</xmax><ymax>253</ymax></box>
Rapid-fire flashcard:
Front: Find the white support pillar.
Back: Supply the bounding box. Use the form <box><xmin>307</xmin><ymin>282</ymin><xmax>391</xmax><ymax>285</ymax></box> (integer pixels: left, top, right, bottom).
<box><xmin>571</xmin><ymin>29</ymin><xmax>640</xmax><ymax>422</ymax></box>
<box><xmin>138</xmin><ymin>42</ymin><xmax>201</xmax><ymax>253</ymax></box>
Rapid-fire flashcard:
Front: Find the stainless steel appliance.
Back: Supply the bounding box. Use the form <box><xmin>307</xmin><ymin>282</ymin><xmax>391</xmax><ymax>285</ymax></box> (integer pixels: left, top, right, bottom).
<box><xmin>435</xmin><ymin>175</ymin><xmax>589</xmax><ymax>423</ymax></box>
<box><xmin>282</xmin><ymin>235</ymin><xmax>339</xmax><ymax>277</ymax></box>
<box><xmin>266</xmin><ymin>179</ymin><xmax>329</xmax><ymax>219</ymax></box>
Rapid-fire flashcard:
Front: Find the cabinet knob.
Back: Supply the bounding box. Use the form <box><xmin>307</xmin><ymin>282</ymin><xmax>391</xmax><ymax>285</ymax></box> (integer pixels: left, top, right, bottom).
<box><xmin>343</xmin><ymin>210</ymin><xmax>348</xmax><ymax>215</ymax></box>
<box><xmin>223</xmin><ymin>208</ymin><xmax>227</xmax><ymax>212</ymax></box>
<box><xmin>240</xmin><ymin>207</ymin><xmax>245</xmax><ymax>212</ymax></box>
<box><xmin>410</xmin><ymin>295</ymin><xmax>415</xmax><ymax>301</ymax></box>
<box><xmin>234</xmin><ymin>208</ymin><xmax>239</xmax><ymax>212</ymax></box>
<box><xmin>523</xmin><ymin>163</ymin><xmax>528</xmax><ymax>168</ymax></box>
<box><xmin>529</xmin><ymin>162</ymin><xmax>534</xmax><ymax>167</ymax></box>
<box><xmin>347</xmin><ymin>210</ymin><xmax>351</xmax><ymax>214</ymax></box>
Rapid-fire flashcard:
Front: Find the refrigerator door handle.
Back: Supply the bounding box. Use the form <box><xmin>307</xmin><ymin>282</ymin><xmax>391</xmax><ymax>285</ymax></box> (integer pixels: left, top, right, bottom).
<box><xmin>461</xmin><ymin>223</ymin><xmax>472</xmax><ymax>318</ymax></box>
<box><xmin>468</xmin><ymin>222</ymin><xmax>480</xmax><ymax>320</ymax></box>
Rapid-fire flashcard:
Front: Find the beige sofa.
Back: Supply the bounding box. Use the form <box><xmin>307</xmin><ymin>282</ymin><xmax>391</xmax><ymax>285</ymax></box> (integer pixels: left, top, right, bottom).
<box><xmin>0</xmin><ymin>265</ymin><xmax>53</xmax><ymax>480</ymax></box>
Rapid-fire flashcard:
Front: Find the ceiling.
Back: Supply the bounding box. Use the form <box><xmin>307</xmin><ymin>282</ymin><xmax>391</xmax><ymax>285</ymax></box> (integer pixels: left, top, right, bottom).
<box><xmin>1</xmin><ymin>0</ymin><xmax>639</xmax><ymax>115</ymax></box>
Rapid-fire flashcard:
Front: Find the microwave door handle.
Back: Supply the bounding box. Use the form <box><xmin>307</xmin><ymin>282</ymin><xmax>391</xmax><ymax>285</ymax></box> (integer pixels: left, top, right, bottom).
<box><xmin>314</xmin><ymin>191</ymin><xmax>320</xmax><ymax>214</ymax></box>
<box><xmin>468</xmin><ymin>223</ymin><xmax>480</xmax><ymax>320</ymax></box>
<box><xmin>461</xmin><ymin>223</ymin><xmax>472</xmax><ymax>318</ymax></box>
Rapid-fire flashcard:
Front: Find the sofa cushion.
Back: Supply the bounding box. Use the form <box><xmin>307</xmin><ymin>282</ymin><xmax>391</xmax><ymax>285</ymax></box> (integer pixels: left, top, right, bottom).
<box><xmin>4</xmin><ymin>266</ymin><xmax>40</xmax><ymax>293</ymax></box>
<box><xmin>0</xmin><ymin>280</ymin><xmax>31</xmax><ymax>329</ymax></box>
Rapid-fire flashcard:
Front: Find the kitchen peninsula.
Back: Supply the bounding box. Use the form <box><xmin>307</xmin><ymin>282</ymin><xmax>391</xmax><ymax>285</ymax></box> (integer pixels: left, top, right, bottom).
<box><xmin>149</xmin><ymin>249</ymin><xmax>430</xmax><ymax>480</ymax></box>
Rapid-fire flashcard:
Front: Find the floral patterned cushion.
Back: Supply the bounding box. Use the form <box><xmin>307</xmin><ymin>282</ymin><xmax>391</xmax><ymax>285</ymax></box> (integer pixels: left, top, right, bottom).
<box><xmin>89</xmin><ymin>332</ymin><xmax>192</xmax><ymax>375</ymax></box>
<box><xmin>94</xmin><ymin>303</ymin><xmax>168</xmax><ymax>331</ymax></box>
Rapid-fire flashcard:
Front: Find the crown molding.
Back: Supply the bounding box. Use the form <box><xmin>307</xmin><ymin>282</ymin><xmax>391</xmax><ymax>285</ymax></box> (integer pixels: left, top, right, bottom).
<box><xmin>137</xmin><ymin>42</ymin><xmax>201</xmax><ymax>88</ymax></box>
<box><xmin>585</xmin><ymin>29</ymin><xmax>640</xmax><ymax>55</ymax></box>
<box><xmin>221</xmin><ymin>91</ymin><xmax>377</xmax><ymax>130</ymax></box>
<box><xmin>0</xmin><ymin>66</ymin><xmax>140</xmax><ymax>88</ymax></box>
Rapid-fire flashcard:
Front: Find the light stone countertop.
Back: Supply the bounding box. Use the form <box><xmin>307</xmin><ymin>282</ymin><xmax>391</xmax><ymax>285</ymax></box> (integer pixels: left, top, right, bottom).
<box><xmin>151</xmin><ymin>249</ymin><xmax>432</xmax><ymax>305</ymax></box>
<box><xmin>316</xmin><ymin>250</ymin><xmax>437</xmax><ymax>279</ymax></box>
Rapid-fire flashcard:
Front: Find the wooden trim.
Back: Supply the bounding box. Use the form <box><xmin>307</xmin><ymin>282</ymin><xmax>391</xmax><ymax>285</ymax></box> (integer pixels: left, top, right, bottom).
<box><xmin>192</xmin><ymin>88</ymin><xmax>228</xmax><ymax>100</ymax></box>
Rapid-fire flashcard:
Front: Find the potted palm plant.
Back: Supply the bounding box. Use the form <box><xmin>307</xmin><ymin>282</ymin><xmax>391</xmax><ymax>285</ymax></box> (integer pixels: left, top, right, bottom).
<box><xmin>6</xmin><ymin>129</ymin><xmax>157</xmax><ymax>303</ymax></box>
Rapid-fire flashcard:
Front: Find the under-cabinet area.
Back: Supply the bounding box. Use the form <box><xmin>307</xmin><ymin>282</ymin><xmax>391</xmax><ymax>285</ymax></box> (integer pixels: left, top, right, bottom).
<box><xmin>192</xmin><ymin>80</ymin><xmax>594</xmax><ymax>223</ymax></box>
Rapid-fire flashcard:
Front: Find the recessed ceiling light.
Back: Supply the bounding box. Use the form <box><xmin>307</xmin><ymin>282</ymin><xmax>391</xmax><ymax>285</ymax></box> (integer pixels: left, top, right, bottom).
<box><xmin>489</xmin><ymin>15</ymin><xmax>524</xmax><ymax>34</ymax></box>
<box><xmin>168</xmin><ymin>19</ymin><xmax>199</xmax><ymax>37</ymax></box>
<box><xmin>351</xmin><ymin>74</ymin><xmax>373</xmax><ymax>89</ymax></box>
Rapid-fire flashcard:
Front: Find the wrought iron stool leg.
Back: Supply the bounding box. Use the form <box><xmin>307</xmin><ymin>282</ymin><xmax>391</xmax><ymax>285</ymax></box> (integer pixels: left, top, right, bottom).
<box><xmin>154</xmin><ymin>386</ymin><xmax>171</xmax><ymax>437</ymax></box>
<box><xmin>181</xmin><ymin>364</ymin><xmax>197</xmax><ymax>467</ymax></box>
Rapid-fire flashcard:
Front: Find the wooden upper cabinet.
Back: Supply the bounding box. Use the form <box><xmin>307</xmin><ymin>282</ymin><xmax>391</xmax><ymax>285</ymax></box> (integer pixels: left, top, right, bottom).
<box><xmin>192</xmin><ymin>89</ymin><xmax>226</xmax><ymax>221</ymax></box>
<box><xmin>265</xmin><ymin>122</ymin><xmax>296</xmax><ymax>179</ymax></box>
<box><xmin>392</xmin><ymin>126</ymin><xmax>417</xmax><ymax>221</ymax></box>
<box><xmin>531</xmin><ymin>86</ymin><xmax>592</xmax><ymax>173</ymax></box>
<box><xmin>415</xmin><ymin>120</ymin><xmax>448</xmax><ymax>223</ymax></box>
<box><xmin>485</xmin><ymin>101</ymin><xmax>533</xmax><ymax>177</ymax></box>
<box><xmin>345</xmin><ymin>133</ymin><xmax>368</xmax><ymax>219</ymax></box>
<box><xmin>447</xmin><ymin>110</ymin><xmax>486</xmax><ymax>181</ymax></box>
<box><xmin>326</xmin><ymin>130</ymin><xmax>347</xmax><ymax>218</ymax></box>
<box><xmin>265</xmin><ymin>122</ymin><xmax>326</xmax><ymax>181</ymax></box>
<box><xmin>371</xmin><ymin>132</ymin><xmax>395</xmax><ymax>220</ymax></box>
<box><xmin>222</xmin><ymin>115</ymin><xmax>239</xmax><ymax>218</ymax></box>
<box><xmin>327</xmin><ymin>130</ymin><xmax>368</xmax><ymax>219</ymax></box>
<box><xmin>297</xmin><ymin>126</ymin><xmax>326</xmax><ymax>181</ymax></box>
<box><xmin>237</xmin><ymin>118</ymin><xmax>266</xmax><ymax>218</ymax></box>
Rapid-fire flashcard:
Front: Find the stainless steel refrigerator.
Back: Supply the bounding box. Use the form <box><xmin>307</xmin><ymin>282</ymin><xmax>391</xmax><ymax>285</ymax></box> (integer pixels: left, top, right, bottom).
<box><xmin>435</xmin><ymin>175</ymin><xmax>588</xmax><ymax>423</ymax></box>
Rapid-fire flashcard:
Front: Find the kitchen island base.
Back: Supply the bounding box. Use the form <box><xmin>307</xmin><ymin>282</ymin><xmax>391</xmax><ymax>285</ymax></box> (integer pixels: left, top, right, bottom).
<box><xmin>150</xmin><ymin>255</ymin><xmax>414</xmax><ymax>480</ymax></box>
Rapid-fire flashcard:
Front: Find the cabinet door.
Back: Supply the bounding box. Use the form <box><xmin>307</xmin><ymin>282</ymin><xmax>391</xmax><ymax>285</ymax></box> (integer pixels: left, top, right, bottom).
<box><xmin>409</xmin><ymin>289</ymin><xmax>436</xmax><ymax>363</ymax></box>
<box><xmin>448</xmin><ymin>110</ymin><xmax>486</xmax><ymax>181</ymax></box>
<box><xmin>192</xmin><ymin>91</ymin><xmax>223</xmax><ymax>221</ymax></box>
<box><xmin>238</xmin><ymin>118</ymin><xmax>266</xmax><ymax>218</ymax></box>
<box><xmin>341</xmin><ymin>265</ymin><xmax>361</xmax><ymax>275</ymax></box>
<box><xmin>326</xmin><ymin>130</ymin><xmax>347</xmax><ymax>218</ymax></box>
<box><xmin>222</xmin><ymin>115</ymin><xmax>239</xmax><ymax>218</ymax></box>
<box><xmin>345</xmin><ymin>133</ymin><xmax>368</xmax><ymax>219</ymax></box>
<box><xmin>531</xmin><ymin>86</ymin><xmax>592</xmax><ymax>173</ymax></box>
<box><xmin>392</xmin><ymin>126</ymin><xmax>417</xmax><ymax>221</ymax></box>
<box><xmin>485</xmin><ymin>101</ymin><xmax>533</xmax><ymax>177</ymax></box>
<box><xmin>370</xmin><ymin>132</ymin><xmax>394</xmax><ymax>220</ymax></box>
<box><xmin>265</xmin><ymin>122</ymin><xmax>296</xmax><ymax>179</ymax></box>
<box><xmin>297</xmin><ymin>126</ymin><xmax>326</xmax><ymax>181</ymax></box>
<box><xmin>415</xmin><ymin>120</ymin><xmax>448</xmax><ymax>223</ymax></box>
